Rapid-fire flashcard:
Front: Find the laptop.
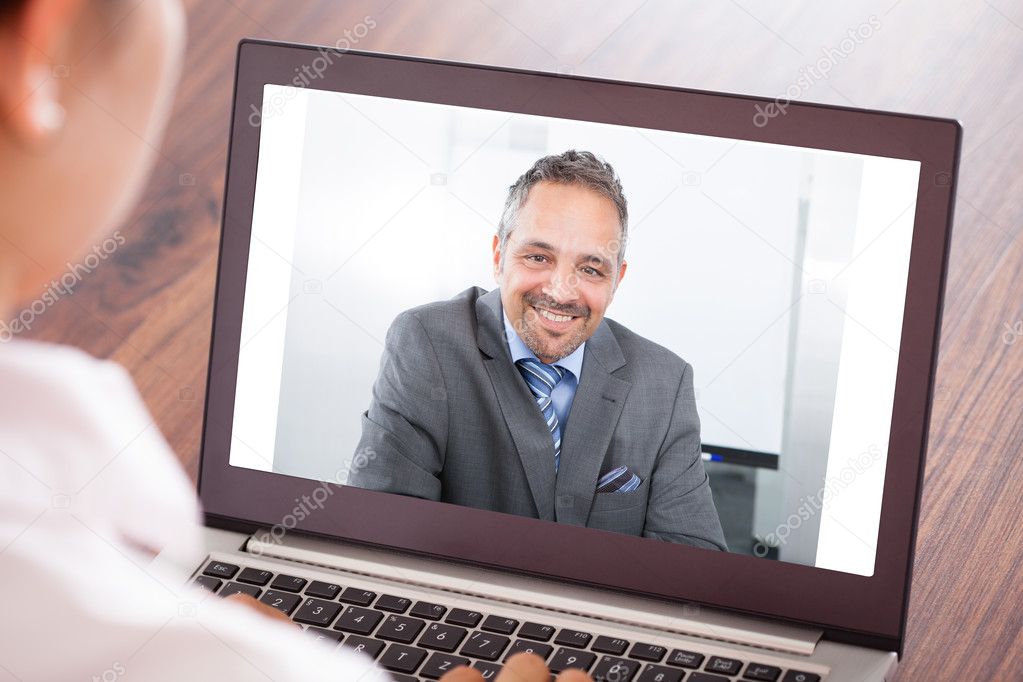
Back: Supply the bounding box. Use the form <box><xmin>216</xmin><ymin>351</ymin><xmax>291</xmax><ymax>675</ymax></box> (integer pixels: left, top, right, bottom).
<box><xmin>177</xmin><ymin>39</ymin><xmax>961</xmax><ymax>682</ymax></box>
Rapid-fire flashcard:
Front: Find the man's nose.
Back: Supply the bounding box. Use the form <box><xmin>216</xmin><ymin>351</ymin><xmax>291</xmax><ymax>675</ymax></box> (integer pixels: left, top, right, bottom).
<box><xmin>542</xmin><ymin>263</ymin><xmax>579</xmax><ymax>302</ymax></box>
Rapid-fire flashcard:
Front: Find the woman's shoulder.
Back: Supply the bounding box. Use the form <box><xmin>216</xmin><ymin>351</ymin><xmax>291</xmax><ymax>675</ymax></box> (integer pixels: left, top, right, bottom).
<box><xmin>0</xmin><ymin>339</ymin><xmax>200</xmax><ymax>547</ymax></box>
<box><xmin>0</xmin><ymin>339</ymin><xmax>146</xmax><ymax>459</ymax></box>
<box><xmin>0</xmin><ymin>337</ymin><xmax>133</xmax><ymax>393</ymax></box>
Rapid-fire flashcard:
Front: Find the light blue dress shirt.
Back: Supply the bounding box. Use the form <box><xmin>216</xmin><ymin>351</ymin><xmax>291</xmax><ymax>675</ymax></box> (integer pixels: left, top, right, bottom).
<box><xmin>503</xmin><ymin>312</ymin><xmax>585</xmax><ymax>430</ymax></box>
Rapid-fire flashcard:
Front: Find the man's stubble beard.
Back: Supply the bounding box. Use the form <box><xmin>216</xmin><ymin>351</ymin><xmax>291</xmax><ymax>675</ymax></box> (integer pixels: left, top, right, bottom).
<box><xmin>517</xmin><ymin>307</ymin><xmax>591</xmax><ymax>363</ymax></box>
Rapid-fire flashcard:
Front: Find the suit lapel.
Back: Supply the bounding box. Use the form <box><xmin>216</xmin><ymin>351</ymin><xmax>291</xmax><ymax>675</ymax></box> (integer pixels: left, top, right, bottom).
<box><xmin>554</xmin><ymin>321</ymin><xmax>632</xmax><ymax>526</ymax></box>
<box><xmin>475</xmin><ymin>288</ymin><xmax>558</xmax><ymax>520</ymax></box>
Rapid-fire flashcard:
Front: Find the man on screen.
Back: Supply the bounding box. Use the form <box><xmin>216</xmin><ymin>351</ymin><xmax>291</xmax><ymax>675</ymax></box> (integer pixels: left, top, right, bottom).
<box><xmin>350</xmin><ymin>150</ymin><xmax>726</xmax><ymax>551</ymax></box>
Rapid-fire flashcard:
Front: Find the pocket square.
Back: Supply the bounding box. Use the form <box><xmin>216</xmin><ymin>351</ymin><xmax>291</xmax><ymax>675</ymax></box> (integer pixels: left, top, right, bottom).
<box><xmin>596</xmin><ymin>465</ymin><xmax>642</xmax><ymax>493</ymax></box>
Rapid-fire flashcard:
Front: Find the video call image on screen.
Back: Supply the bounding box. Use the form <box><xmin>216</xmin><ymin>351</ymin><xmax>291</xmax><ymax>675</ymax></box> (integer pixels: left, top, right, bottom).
<box><xmin>230</xmin><ymin>83</ymin><xmax>920</xmax><ymax>578</ymax></box>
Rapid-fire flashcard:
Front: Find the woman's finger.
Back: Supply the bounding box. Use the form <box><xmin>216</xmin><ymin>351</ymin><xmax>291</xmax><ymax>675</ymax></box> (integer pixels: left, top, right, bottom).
<box><xmin>438</xmin><ymin>664</ymin><xmax>485</xmax><ymax>682</ymax></box>
<box><xmin>495</xmin><ymin>652</ymin><xmax>552</xmax><ymax>682</ymax></box>
<box><xmin>556</xmin><ymin>667</ymin><xmax>594</xmax><ymax>682</ymax></box>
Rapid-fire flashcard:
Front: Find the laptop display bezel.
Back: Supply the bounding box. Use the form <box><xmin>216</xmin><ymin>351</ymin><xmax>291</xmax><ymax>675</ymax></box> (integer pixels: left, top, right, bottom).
<box><xmin>199</xmin><ymin>39</ymin><xmax>960</xmax><ymax>653</ymax></box>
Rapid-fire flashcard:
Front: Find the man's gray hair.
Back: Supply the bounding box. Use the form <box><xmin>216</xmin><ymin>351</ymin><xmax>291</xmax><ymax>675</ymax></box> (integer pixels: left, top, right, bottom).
<box><xmin>497</xmin><ymin>150</ymin><xmax>628</xmax><ymax>268</ymax></box>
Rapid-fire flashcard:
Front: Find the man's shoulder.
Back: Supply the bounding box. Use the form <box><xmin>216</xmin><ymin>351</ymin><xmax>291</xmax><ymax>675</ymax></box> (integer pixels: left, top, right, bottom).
<box><xmin>602</xmin><ymin>317</ymin><xmax>688</xmax><ymax>376</ymax></box>
<box><xmin>389</xmin><ymin>286</ymin><xmax>486</xmax><ymax>338</ymax></box>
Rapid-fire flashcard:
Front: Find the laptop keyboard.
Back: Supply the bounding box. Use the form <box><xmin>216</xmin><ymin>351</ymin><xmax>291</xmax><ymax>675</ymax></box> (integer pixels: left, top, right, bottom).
<box><xmin>195</xmin><ymin>560</ymin><xmax>823</xmax><ymax>682</ymax></box>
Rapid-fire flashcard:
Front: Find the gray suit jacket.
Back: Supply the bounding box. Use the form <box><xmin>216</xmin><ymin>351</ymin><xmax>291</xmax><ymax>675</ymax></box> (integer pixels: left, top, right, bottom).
<box><xmin>350</xmin><ymin>286</ymin><xmax>727</xmax><ymax>551</ymax></box>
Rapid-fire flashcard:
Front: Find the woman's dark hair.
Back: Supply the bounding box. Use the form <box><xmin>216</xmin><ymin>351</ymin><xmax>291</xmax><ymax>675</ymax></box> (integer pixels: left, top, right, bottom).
<box><xmin>0</xmin><ymin>1</ymin><xmax>27</xmax><ymax>19</ymax></box>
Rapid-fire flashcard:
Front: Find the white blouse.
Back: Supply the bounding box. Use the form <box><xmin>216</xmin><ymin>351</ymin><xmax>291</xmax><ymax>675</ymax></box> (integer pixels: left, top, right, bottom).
<box><xmin>0</xmin><ymin>339</ymin><xmax>383</xmax><ymax>681</ymax></box>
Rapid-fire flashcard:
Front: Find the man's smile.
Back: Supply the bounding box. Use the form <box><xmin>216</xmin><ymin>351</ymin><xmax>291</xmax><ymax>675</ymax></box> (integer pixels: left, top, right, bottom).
<box><xmin>530</xmin><ymin>304</ymin><xmax>582</xmax><ymax>332</ymax></box>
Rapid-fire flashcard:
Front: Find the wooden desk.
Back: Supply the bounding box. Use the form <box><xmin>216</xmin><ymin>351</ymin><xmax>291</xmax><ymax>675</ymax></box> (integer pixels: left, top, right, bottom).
<box><xmin>23</xmin><ymin>1</ymin><xmax>1023</xmax><ymax>678</ymax></box>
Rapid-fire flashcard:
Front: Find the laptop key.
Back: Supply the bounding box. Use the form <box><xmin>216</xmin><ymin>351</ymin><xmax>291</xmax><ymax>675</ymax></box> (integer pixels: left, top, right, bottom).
<box><xmin>339</xmin><ymin>587</ymin><xmax>376</xmax><ymax>606</ymax></box>
<box><xmin>505</xmin><ymin>639</ymin><xmax>553</xmax><ymax>661</ymax></box>
<box><xmin>293</xmin><ymin>598</ymin><xmax>342</xmax><ymax>627</ymax></box>
<box><xmin>305</xmin><ymin>627</ymin><xmax>343</xmax><ymax>646</ymax></box>
<box><xmin>781</xmin><ymin>672</ymin><xmax>820</xmax><ymax>682</ymax></box>
<box><xmin>410</xmin><ymin>601</ymin><xmax>448</xmax><ymax>620</ymax></box>
<box><xmin>744</xmin><ymin>662</ymin><xmax>782</xmax><ymax>681</ymax></box>
<box><xmin>420</xmin><ymin>652</ymin><xmax>471</xmax><ymax>679</ymax></box>
<box><xmin>236</xmin><ymin>567</ymin><xmax>273</xmax><ymax>586</ymax></box>
<box><xmin>637</xmin><ymin>664</ymin><xmax>684</xmax><ymax>682</ymax></box>
<box><xmin>592</xmin><ymin>655</ymin><xmax>641</xmax><ymax>682</ymax></box>
<box><xmin>446</xmin><ymin>608</ymin><xmax>483</xmax><ymax>627</ymax></box>
<box><xmin>379</xmin><ymin>643</ymin><xmax>428</xmax><ymax>674</ymax></box>
<box><xmin>340</xmin><ymin>635</ymin><xmax>384</xmax><ymax>660</ymax></box>
<box><xmin>549</xmin><ymin>647</ymin><xmax>596</xmax><ymax>673</ymax></box>
<box><xmin>219</xmin><ymin>582</ymin><xmax>260</xmax><ymax>599</ymax></box>
<box><xmin>269</xmin><ymin>574</ymin><xmax>307</xmax><ymax>593</ymax></box>
<box><xmin>705</xmin><ymin>656</ymin><xmax>742</xmax><ymax>675</ymax></box>
<box><xmin>460</xmin><ymin>631</ymin><xmax>511</xmax><ymax>660</ymax></box>
<box><xmin>377</xmin><ymin>615</ymin><xmax>426</xmax><ymax>644</ymax></box>
<box><xmin>481</xmin><ymin>615</ymin><xmax>519</xmax><ymax>635</ymax></box>
<box><xmin>471</xmin><ymin>661</ymin><xmax>503</xmax><ymax>680</ymax></box>
<box><xmin>554</xmin><ymin>629</ymin><xmax>592</xmax><ymax>648</ymax></box>
<box><xmin>376</xmin><ymin>594</ymin><xmax>413</xmax><ymax>613</ymax></box>
<box><xmin>259</xmin><ymin>590</ymin><xmax>301</xmax><ymax>615</ymax></box>
<box><xmin>419</xmin><ymin>622</ymin><xmax>468</xmax><ymax>652</ymax></box>
<box><xmin>203</xmin><ymin>561</ymin><xmax>239</xmax><ymax>579</ymax></box>
<box><xmin>592</xmin><ymin>636</ymin><xmax>630</xmax><ymax>655</ymax></box>
<box><xmin>390</xmin><ymin>676</ymin><xmax>417</xmax><ymax>682</ymax></box>
<box><xmin>665</xmin><ymin>650</ymin><xmax>704</xmax><ymax>668</ymax></box>
<box><xmin>518</xmin><ymin>622</ymin><xmax>556</xmax><ymax>642</ymax></box>
<box><xmin>305</xmin><ymin>581</ymin><xmax>342</xmax><ymax>600</ymax></box>
<box><xmin>194</xmin><ymin>575</ymin><xmax>222</xmax><ymax>593</ymax></box>
<box><xmin>629</xmin><ymin>643</ymin><xmax>667</xmax><ymax>662</ymax></box>
<box><xmin>334</xmin><ymin>606</ymin><xmax>383</xmax><ymax>635</ymax></box>
<box><xmin>688</xmin><ymin>673</ymin><xmax>731</xmax><ymax>682</ymax></box>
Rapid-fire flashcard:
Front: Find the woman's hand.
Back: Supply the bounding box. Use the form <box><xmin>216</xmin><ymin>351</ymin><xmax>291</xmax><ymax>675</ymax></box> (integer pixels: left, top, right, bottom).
<box><xmin>223</xmin><ymin>596</ymin><xmax>588</xmax><ymax>682</ymax></box>
<box><xmin>439</xmin><ymin>651</ymin><xmax>593</xmax><ymax>682</ymax></box>
<box><xmin>223</xmin><ymin>593</ymin><xmax>295</xmax><ymax>625</ymax></box>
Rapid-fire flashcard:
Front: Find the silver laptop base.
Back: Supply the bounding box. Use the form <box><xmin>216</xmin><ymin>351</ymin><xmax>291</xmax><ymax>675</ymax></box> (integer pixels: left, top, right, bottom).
<box><xmin>187</xmin><ymin>526</ymin><xmax>897</xmax><ymax>681</ymax></box>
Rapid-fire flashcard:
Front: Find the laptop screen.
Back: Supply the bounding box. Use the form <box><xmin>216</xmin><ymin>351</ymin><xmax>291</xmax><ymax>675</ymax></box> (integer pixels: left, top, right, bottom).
<box><xmin>226</xmin><ymin>82</ymin><xmax>920</xmax><ymax>580</ymax></box>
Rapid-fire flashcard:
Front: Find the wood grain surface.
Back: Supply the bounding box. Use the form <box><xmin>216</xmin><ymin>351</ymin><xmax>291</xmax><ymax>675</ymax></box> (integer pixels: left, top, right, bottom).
<box><xmin>21</xmin><ymin>1</ymin><xmax>1023</xmax><ymax>678</ymax></box>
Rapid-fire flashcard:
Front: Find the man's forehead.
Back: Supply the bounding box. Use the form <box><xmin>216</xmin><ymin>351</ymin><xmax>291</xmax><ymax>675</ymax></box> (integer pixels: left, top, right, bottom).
<box><xmin>522</xmin><ymin>183</ymin><xmax>618</xmax><ymax>219</ymax></box>
<box><xmin>514</xmin><ymin>204</ymin><xmax>619</xmax><ymax>244</ymax></box>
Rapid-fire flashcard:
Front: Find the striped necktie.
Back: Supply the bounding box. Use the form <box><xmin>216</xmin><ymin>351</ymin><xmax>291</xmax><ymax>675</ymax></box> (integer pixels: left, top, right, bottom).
<box><xmin>515</xmin><ymin>358</ymin><xmax>567</xmax><ymax>472</ymax></box>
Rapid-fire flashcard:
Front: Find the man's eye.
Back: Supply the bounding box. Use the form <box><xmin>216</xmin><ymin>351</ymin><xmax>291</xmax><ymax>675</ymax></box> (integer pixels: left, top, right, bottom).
<box><xmin>526</xmin><ymin>254</ymin><xmax>548</xmax><ymax>263</ymax></box>
<box><xmin>582</xmin><ymin>266</ymin><xmax>603</xmax><ymax>277</ymax></box>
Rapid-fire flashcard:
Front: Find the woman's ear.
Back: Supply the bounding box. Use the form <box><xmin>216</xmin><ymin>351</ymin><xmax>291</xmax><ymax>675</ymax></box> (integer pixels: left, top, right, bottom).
<box><xmin>0</xmin><ymin>0</ymin><xmax>82</xmax><ymax>148</ymax></box>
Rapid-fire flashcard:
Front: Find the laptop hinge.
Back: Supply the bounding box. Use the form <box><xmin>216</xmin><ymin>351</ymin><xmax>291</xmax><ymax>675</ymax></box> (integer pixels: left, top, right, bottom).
<box><xmin>246</xmin><ymin>532</ymin><xmax>823</xmax><ymax>656</ymax></box>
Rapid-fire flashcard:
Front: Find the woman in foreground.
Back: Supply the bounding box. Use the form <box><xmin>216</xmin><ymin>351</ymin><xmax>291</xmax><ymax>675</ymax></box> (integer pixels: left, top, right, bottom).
<box><xmin>0</xmin><ymin>0</ymin><xmax>591</xmax><ymax>679</ymax></box>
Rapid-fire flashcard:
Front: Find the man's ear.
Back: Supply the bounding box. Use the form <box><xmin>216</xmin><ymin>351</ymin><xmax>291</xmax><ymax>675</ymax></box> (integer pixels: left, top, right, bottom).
<box><xmin>613</xmin><ymin>259</ymin><xmax>627</xmax><ymax>292</ymax></box>
<box><xmin>0</xmin><ymin>0</ymin><xmax>83</xmax><ymax>148</ymax></box>
<box><xmin>491</xmin><ymin>234</ymin><xmax>502</xmax><ymax>280</ymax></box>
